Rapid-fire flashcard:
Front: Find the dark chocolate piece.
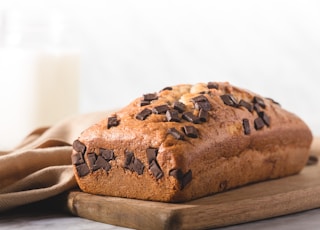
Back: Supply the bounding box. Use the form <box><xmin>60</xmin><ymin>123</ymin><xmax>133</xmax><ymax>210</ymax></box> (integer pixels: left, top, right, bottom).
<box><xmin>259</xmin><ymin>111</ymin><xmax>270</xmax><ymax>126</ymax></box>
<box><xmin>73</xmin><ymin>140</ymin><xmax>86</xmax><ymax>154</ymax></box>
<box><xmin>254</xmin><ymin>117</ymin><xmax>265</xmax><ymax>130</ymax></box>
<box><xmin>191</xmin><ymin>95</ymin><xmax>208</xmax><ymax>103</ymax></box>
<box><xmin>132</xmin><ymin>158</ymin><xmax>145</xmax><ymax>175</ymax></box>
<box><xmin>182</xmin><ymin>112</ymin><xmax>201</xmax><ymax>124</ymax></box>
<box><xmin>161</xmin><ymin>86</ymin><xmax>173</xmax><ymax>91</ymax></box>
<box><xmin>307</xmin><ymin>155</ymin><xmax>318</xmax><ymax>166</ymax></box>
<box><xmin>220</xmin><ymin>94</ymin><xmax>238</xmax><ymax>107</ymax></box>
<box><xmin>198</xmin><ymin>109</ymin><xmax>208</xmax><ymax>122</ymax></box>
<box><xmin>183</xmin><ymin>126</ymin><xmax>198</xmax><ymax>138</ymax></box>
<box><xmin>168</xmin><ymin>127</ymin><xmax>184</xmax><ymax>140</ymax></box>
<box><xmin>140</xmin><ymin>100</ymin><xmax>150</xmax><ymax>106</ymax></box>
<box><xmin>76</xmin><ymin>163</ymin><xmax>90</xmax><ymax>177</ymax></box>
<box><xmin>107</xmin><ymin>116</ymin><xmax>119</xmax><ymax>129</ymax></box>
<box><xmin>100</xmin><ymin>148</ymin><xmax>114</xmax><ymax>161</ymax></box>
<box><xmin>169</xmin><ymin>169</ymin><xmax>184</xmax><ymax>180</ymax></box>
<box><xmin>239</xmin><ymin>100</ymin><xmax>253</xmax><ymax>112</ymax></box>
<box><xmin>87</xmin><ymin>153</ymin><xmax>97</xmax><ymax>170</ymax></box>
<box><xmin>153</xmin><ymin>104</ymin><xmax>170</xmax><ymax>114</ymax></box>
<box><xmin>173</xmin><ymin>101</ymin><xmax>186</xmax><ymax>113</ymax></box>
<box><xmin>242</xmin><ymin>119</ymin><xmax>251</xmax><ymax>135</ymax></box>
<box><xmin>253</xmin><ymin>103</ymin><xmax>262</xmax><ymax>114</ymax></box>
<box><xmin>149</xmin><ymin>160</ymin><xmax>163</xmax><ymax>179</ymax></box>
<box><xmin>253</xmin><ymin>96</ymin><xmax>266</xmax><ymax>109</ymax></box>
<box><xmin>124</xmin><ymin>151</ymin><xmax>134</xmax><ymax>169</ymax></box>
<box><xmin>136</xmin><ymin>108</ymin><xmax>152</xmax><ymax>120</ymax></box>
<box><xmin>207</xmin><ymin>82</ymin><xmax>219</xmax><ymax>89</ymax></box>
<box><xmin>93</xmin><ymin>156</ymin><xmax>111</xmax><ymax>172</ymax></box>
<box><xmin>166</xmin><ymin>109</ymin><xmax>180</xmax><ymax>122</ymax></box>
<box><xmin>266</xmin><ymin>97</ymin><xmax>281</xmax><ymax>106</ymax></box>
<box><xmin>195</xmin><ymin>101</ymin><xmax>212</xmax><ymax>111</ymax></box>
<box><xmin>181</xmin><ymin>170</ymin><xmax>192</xmax><ymax>189</ymax></box>
<box><xmin>143</xmin><ymin>93</ymin><xmax>158</xmax><ymax>101</ymax></box>
<box><xmin>146</xmin><ymin>148</ymin><xmax>158</xmax><ymax>164</ymax></box>
<box><xmin>71</xmin><ymin>152</ymin><xmax>84</xmax><ymax>165</ymax></box>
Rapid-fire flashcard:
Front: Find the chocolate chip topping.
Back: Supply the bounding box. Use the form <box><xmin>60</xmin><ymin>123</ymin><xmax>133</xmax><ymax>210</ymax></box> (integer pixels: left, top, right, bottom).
<box><xmin>100</xmin><ymin>148</ymin><xmax>115</xmax><ymax>161</ymax></box>
<box><xmin>76</xmin><ymin>164</ymin><xmax>90</xmax><ymax>177</ymax></box>
<box><xmin>239</xmin><ymin>100</ymin><xmax>253</xmax><ymax>112</ymax></box>
<box><xmin>259</xmin><ymin>111</ymin><xmax>270</xmax><ymax>126</ymax></box>
<box><xmin>173</xmin><ymin>101</ymin><xmax>186</xmax><ymax>113</ymax></box>
<box><xmin>182</xmin><ymin>170</ymin><xmax>192</xmax><ymax>189</ymax></box>
<box><xmin>253</xmin><ymin>103</ymin><xmax>262</xmax><ymax>114</ymax></box>
<box><xmin>93</xmin><ymin>156</ymin><xmax>111</xmax><ymax>172</ymax></box>
<box><xmin>182</xmin><ymin>112</ymin><xmax>201</xmax><ymax>124</ymax></box>
<box><xmin>266</xmin><ymin>97</ymin><xmax>281</xmax><ymax>106</ymax></box>
<box><xmin>140</xmin><ymin>100</ymin><xmax>150</xmax><ymax>106</ymax></box>
<box><xmin>87</xmin><ymin>153</ymin><xmax>97</xmax><ymax>170</ymax></box>
<box><xmin>161</xmin><ymin>86</ymin><xmax>173</xmax><ymax>91</ymax></box>
<box><xmin>191</xmin><ymin>95</ymin><xmax>208</xmax><ymax>103</ymax></box>
<box><xmin>71</xmin><ymin>152</ymin><xmax>84</xmax><ymax>165</ymax></box>
<box><xmin>207</xmin><ymin>82</ymin><xmax>219</xmax><ymax>89</ymax></box>
<box><xmin>168</xmin><ymin>127</ymin><xmax>185</xmax><ymax>140</ymax></box>
<box><xmin>195</xmin><ymin>101</ymin><xmax>212</xmax><ymax>111</ymax></box>
<box><xmin>149</xmin><ymin>161</ymin><xmax>164</xmax><ymax>179</ymax></box>
<box><xmin>136</xmin><ymin>108</ymin><xmax>152</xmax><ymax>120</ymax></box>
<box><xmin>146</xmin><ymin>148</ymin><xmax>158</xmax><ymax>164</ymax></box>
<box><xmin>220</xmin><ymin>94</ymin><xmax>238</xmax><ymax>107</ymax></box>
<box><xmin>169</xmin><ymin>169</ymin><xmax>192</xmax><ymax>190</ymax></box>
<box><xmin>107</xmin><ymin>116</ymin><xmax>119</xmax><ymax>129</ymax></box>
<box><xmin>153</xmin><ymin>105</ymin><xmax>170</xmax><ymax>114</ymax></box>
<box><xmin>253</xmin><ymin>96</ymin><xmax>266</xmax><ymax>109</ymax></box>
<box><xmin>124</xmin><ymin>151</ymin><xmax>134</xmax><ymax>169</ymax></box>
<box><xmin>124</xmin><ymin>151</ymin><xmax>145</xmax><ymax>175</ymax></box>
<box><xmin>198</xmin><ymin>109</ymin><xmax>208</xmax><ymax>122</ymax></box>
<box><xmin>242</xmin><ymin>119</ymin><xmax>251</xmax><ymax>135</ymax></box>
<box><xmin>254</xmin><ymin>117</ymin><xmax>265</xmax><ymax>130</ymax></box>
<box><xmin>73</xmin><ymin>140</ymin><xmax>86</xmax><ymax>154</ymax></box>
<box><xmin>143</xmin><ymin>93</ymin><xmax>158</xmax><ymax>101</ymax></box>
<box><xmin>132</xmin><ymin>158</ymin><xmax>145</xmax><ymax>175</ymax></box>
<box><xmin>183</xmin><ymin>126</ymin><xmax>198</xmax><ymax>138</ymax></box>
<box><xmin>166</xmin><ymin>109</ymin><xmax>180</xmax><ymax>122</ymax></box>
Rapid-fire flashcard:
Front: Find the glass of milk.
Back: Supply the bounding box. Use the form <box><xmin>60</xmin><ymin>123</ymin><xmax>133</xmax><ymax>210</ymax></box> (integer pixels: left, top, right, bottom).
<box><xmin>0</xmin><ymin>10</ymin><xmax>80</xmax><ymax>150</ymax></box>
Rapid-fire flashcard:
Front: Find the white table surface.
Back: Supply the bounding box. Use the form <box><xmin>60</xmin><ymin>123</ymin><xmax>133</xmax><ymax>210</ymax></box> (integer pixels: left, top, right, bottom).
<box><xmin>2</xmin><ymin>199</ymin><xmax>320</xmax><ymax>230</ymax></box>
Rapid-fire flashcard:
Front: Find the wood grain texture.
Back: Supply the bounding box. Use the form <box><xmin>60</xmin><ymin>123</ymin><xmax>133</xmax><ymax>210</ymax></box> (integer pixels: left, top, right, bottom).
<box><xmin>66</xmin><ymin>138</ymin><xmax>320</xmax><ymax>230</ymax></box>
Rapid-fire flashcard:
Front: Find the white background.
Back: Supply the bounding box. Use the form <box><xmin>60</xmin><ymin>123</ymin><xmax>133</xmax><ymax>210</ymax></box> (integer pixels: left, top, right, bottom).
<box><xmin>0</xmin><ymin>0</ymin><xmax>320</xmax><ymax>148</ymax></box>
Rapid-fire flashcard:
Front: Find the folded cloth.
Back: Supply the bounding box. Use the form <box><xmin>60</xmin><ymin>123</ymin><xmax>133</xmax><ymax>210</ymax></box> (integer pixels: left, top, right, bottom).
<box><xmin>0</xmin><ymin>111</ymin><xmax>110</xmax><ymax>212</ymax></box>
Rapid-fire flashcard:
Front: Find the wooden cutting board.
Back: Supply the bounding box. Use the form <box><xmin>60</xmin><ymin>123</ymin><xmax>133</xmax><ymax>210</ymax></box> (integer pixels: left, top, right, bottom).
<box><xmin>66</xmin><ymin>139</ymin><xmax>320</xmax><ymax>230</ymax></box>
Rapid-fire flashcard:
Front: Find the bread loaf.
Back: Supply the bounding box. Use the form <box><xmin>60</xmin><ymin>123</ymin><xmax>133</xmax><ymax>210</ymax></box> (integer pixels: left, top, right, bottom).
<box><xmin>71</xmin><ymin>82</ymin><xmax>312</xmax><ymax>202</ymax></box>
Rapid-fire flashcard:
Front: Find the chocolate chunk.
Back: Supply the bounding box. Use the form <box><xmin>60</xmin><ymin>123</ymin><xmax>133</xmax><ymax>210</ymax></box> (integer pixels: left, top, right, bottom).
<box><xmin>168</xmin><ymin>127</ymin><xmax>185</xmax><ymax>140</ymax></box>
<box><xmin>71</xmin><ymin>152</ymin><xmax>84</xmax><ymax>165</ymax></box>
<box><xmin>207</xmin><ymin>82</ymin><xmax>219</xmax><ymax>89</ymax></box>
<box><xmin>181</xmin><ymin>170</ymin><xmax>192</xmax><ymax>189</ymax></box>
<box><xmin>182</xmin><ymin>112</ymin><xmax>201</xmax><ymax>124</ymax></box>
<box><xmin>124</xmin><ymin>151</ymin><xmax>134</xmax><ymax>169</ymax></box>
<box><xmin>99</xmin><ymin>148</ymin><xmax>114</xmax><ymax>161</ymax></box>
<box><xmin>183</xmin><ymin>126</ymin><xmax>198</xmax><ymax>138</ymax></box>
<box><xmin>253</xmin><ymin>103</ymin><xmax>262</xmax><ymax>114</ymax></box>
<box><xmin>166</xmin><ymin>109</ymin><xmax>180</xmax><ymax>122</ymax></box>
<box><xmin>76</xmin><ymin>163</ymin><xmax>90</xmax><ymax>177</ymax></box>
<box><xmin>266</xmin><ymin>97</ymin><xmax>281</xmax><ymax>106</ymax></box>
<box><xmin>169</xmin><ymin>169</ymin><xmax>184</xmax><ymax>180</ymax></box>
<box><xmin>153</xmin><ymin>104</ymin><xmax>170</xmax><ymax>114</ymax></box>
<box><xmin>254</xmin><ymin>117</ymin><xmax>265</xmax><ymax>130</ymax></box>
<box><xmin>173</xmin><ymin>101</ymin><xmax>186</xmax><ymax>113</ymax></box>
<box><xmin>93</xmin><ymin>156</ymin><xmax>111</xmax><ymax>172</ymax></box>
<box><xmin>143</xmin><ymin>93</ymin><xmax>158</xmax><ymax>101</ymax></box>
<box><xmin>161</xmin><ymin>86</ymin><xmax>173</xmax><ymax>91</ymax></box>
<box><xmin>258</xmin><ymin>111</ymin><xmax>270</xmax><ymax>126</ymax></box>
<box><xmin>191</xmin><ymin>95</ymin><xmax>208</xmax><ymax>103</ymax></box>
<box><xmin>195</xmin><ymin>101</ymin><xmax>212</xmax><ymax>111</ymax></box>
<box><xmin>107</xmin><ymin>116</ymin><xmax>119</xmax><ymax>129</ymax></box>
<box><xmin>87</xmin><ymin>153</ymin><xmax>97</xmax><ymax>170</ymax></box>
<box><xmin>146</xmin><ymin>148</ymin><xmax>158</xmax><ymax>164</ymax></box>
<box><xmin>253</xmin><ymin>96</ymin><xmax>266</xmax><ymax>109</ymax></box>
<box><xmin>133</xmin><ymin>158</ymin><xmax>145</xmax><ymax>175</ymax></box>
<box><xmin>73</xmin><ymin>140</ymin><xmax>86</xmax><ymax>154</ymax></box>
<box><xmin>140</xmin><ymin>100</ymin><xmax>150</xmax><ymax>106</ymax></box>
<box><xmin>199</xmin><ymin>109</ymin><xmax>208</xmax><ymax>122</ymax></box>
<box><xmin>136</xmin><ymin>108</ymin><xmax>152</xmax><ymax>120</ymax></box>
<box><xmin>242</xmin><ymin>119</ymin><xmax>251</xmax><ymax>135</ymax></box>
<box><xmin>307</xmin><ymin>155</ymin><xmax>318</xmax><ymax>166</ymax></box>
<box><xmin>220</xmin><ymin>94</ymin><xmax>238</xmax><ymax>107</ymax></box>
<box><xmin>239</xmin><ymin>100</ymin><xmax>253</xmax><ymax>112</ymax></box>
<box><xmin>149</xmin><ymin>160</ymin><xmax>163</xmax><ymax>179</ymax></box>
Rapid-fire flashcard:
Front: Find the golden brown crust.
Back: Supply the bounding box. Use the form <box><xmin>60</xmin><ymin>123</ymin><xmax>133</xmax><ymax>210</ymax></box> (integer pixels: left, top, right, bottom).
<box><xmin>71</xmin><ymin>82</ymin><xmax>312</xmax><ymax>202</ymax></box>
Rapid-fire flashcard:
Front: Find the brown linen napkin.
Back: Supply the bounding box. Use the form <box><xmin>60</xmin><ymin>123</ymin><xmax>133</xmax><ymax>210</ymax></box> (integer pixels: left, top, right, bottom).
<box><xmin>0</xmin><ymin>111</ymin><xmax>110</xmax><ymax>212</ymax></box>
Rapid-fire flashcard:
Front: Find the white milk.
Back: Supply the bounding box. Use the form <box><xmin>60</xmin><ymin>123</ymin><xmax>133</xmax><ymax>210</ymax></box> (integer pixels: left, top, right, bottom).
<box><xmin>0</xmin><ymin>11</ymin><xmax>80</xmax><ymax>150</ymax></box>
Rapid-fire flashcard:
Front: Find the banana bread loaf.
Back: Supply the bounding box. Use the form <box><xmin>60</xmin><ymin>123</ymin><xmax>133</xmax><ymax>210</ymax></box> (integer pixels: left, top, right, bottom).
<box><xmin>71</xmin><ymin>82</ymin><xmax>312</xmax><ymax>202</ymax></box>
